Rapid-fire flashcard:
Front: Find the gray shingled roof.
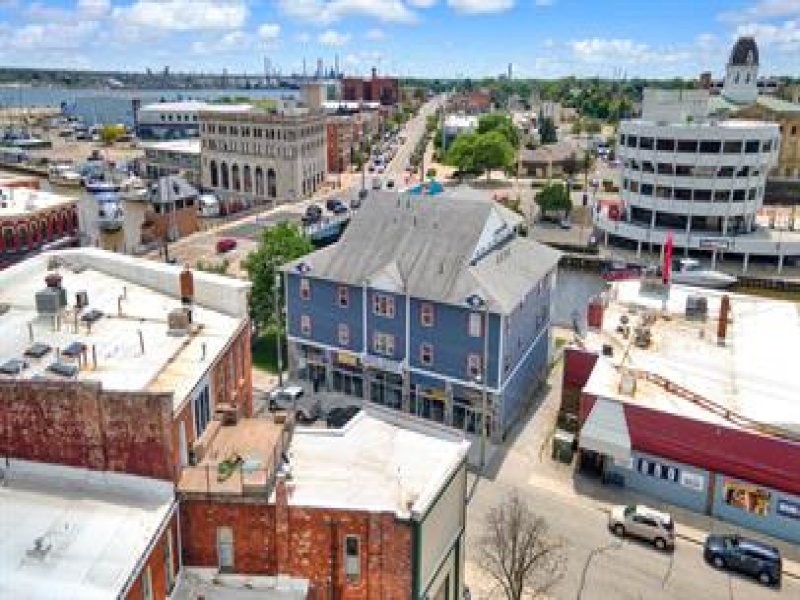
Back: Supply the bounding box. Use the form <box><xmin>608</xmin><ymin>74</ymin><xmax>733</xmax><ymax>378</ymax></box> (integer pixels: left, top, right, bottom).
<box><xmin>284</xmin><ymin>187</ymin><xmax>561</xmax><ymax>314</ymax></box>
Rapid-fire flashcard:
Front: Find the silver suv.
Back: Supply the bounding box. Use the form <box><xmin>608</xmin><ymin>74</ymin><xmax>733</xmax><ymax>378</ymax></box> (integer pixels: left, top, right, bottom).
<box><xmin>608</xmin><ymin>504</ymin><xmax>675</xmax><ymax>551</ymax></box>
<box><xmin>268</xmin><ymin>385</ymin><xmax>320</xmax><ymax>423</ymax></box>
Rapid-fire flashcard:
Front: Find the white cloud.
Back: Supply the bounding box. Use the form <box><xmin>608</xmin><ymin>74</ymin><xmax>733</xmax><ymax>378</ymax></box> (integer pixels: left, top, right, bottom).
<box><xmin>2</xmin><ymin>21</ymin><xmax>99</xmax><ymax>51</ymax></box>
<box><xmin>78</xmin><ymin>0</ymin><xmax>111</xmax><ymax>19</ymax></box>
<box><xmin>447</xmin><ymin>0</ymin><xmax>514</xmax><ymax>14</ymax></box>
<box><xmin>318</xmin><ymin>29</ymin><xmax>351</xmax><ymax>46</ymax></box>
<box><xmin>258</xmin><ymin>23</ymin><xmax>281</xmax><ymax>42</ymax></box>
<box><xmin>112</xmin><ymin>0</ymin><xmax>248</xmax><ymax>31</ymax></box>
<box><xmin>569</xmin><ymin>38</ymin><xmax>690</xmax><ymax>66</ymax></box>
<box><xmin>720</xmin><ymin>0</ymin><xmax>800</xmax><ymax>23</ymax></box>
<box><xmin>278</xmin><ymin>0</ymin><xmax>418</xmax><ymax>24</ymax></box>
<box><xmin>366</xmin><ymin>28</ymin><xmax>386</xmax><ymax>40</ymax></box>
<box><xmin>736</xmin><ymin>19</ymin><xmax>800</xmax><ymax>50</ymax></box>
<box><xmin>191</xmin><ymin>29</ymin><xmax>250</xmax><ymax>55</ymax></box>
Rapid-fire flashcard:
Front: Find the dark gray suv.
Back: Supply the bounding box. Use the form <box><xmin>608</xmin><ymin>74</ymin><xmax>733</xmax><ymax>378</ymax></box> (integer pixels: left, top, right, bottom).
<box><xmin>704</xmin><ymin>534</ymin><xmax>782</xmax><ymax>586</ymax></box>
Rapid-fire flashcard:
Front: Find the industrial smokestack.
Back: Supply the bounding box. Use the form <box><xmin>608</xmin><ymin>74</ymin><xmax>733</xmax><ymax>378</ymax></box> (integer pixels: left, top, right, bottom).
<box><xmin>717</xmin><ymin>294</ymin><xmax>730</xmax><ymax>345</ymax></box>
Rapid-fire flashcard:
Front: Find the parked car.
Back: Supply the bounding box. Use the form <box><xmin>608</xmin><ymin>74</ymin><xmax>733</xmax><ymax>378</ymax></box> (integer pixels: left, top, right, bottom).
<box><xmin>608</xmin><ymin>505</ymin><xmax>675</xmax><ymax>550</ymax></box>
<box><xmin>215</xmin><ymin>238</ymin><xmax>237</xmax><ymax>254</ymax></box>
<box><xmin>325</xmin><ymin>198</ymin><xmax>341</xmax><ymax>212</ymax></box>
<box><xmin>386</xmin><ymin>179</ymin><xmax>395</xmax><ymax>189</ymax></box>
<box><xmin>704</xmin><ymin>534</ymin><xmax>782</xmax><ymax>586</ymax></box>
<box><xmin>269</xmin><ymin>385</ymin><xmax>321</xmax><ymax>424</ymax></box>
<box><xmin>326</xmin><ymin>405</ymin><xmax>361</xmax><ymax>428</ymax></box>
<box><xmin>372</xmin><ymin>177</ymin><xmax>382</xmax><ymax>190</ymax></box>
<box><xmin>302</xmin><ymin>204</ymin><xmax>322</xmax><ymax>225</ymax></box>
<box><xmin>331</xmin><ymin>202</ymin><xmax>348</xmax><ymax>215</ymax></box>
<box><xmin>559</xmin><ymin>218</ymin><xmax>573</xmax><ymax>230</ymax></box>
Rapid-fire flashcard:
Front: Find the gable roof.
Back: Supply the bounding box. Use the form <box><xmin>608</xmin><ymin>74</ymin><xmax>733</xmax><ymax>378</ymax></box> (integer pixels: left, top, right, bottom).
<box><xmin>284</xmin><ymin>187</ymin><xmax>560</xmax><ymax>314</ymax></box>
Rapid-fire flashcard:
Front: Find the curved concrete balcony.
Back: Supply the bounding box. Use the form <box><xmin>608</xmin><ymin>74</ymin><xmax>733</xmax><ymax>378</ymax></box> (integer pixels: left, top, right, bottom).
<box><xmin>594</xmin><ymin>212</ymin><xmax>800</xmax><ymax>257</ymax></box>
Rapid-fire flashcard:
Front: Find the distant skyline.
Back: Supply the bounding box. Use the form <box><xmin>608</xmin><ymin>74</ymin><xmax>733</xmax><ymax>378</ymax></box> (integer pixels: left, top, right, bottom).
<box><xmin>0</xmin><ymin>1</ymin><xmax>798</xmax><ymax>78</ymax></box>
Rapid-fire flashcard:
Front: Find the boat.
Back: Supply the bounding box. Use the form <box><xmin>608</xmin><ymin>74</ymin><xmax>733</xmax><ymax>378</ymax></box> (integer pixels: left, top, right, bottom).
<box><xmin>93</xmin><ymin>191</ymin><xmax>125</xmax><ymax>233</ymax></box>
<box><xmin>119</xmin><ymin>175</ymin><xmax>148</xmax><ymax>201</ymax></box>
<box><xmin>670</xmin><ymin>258</ymin><xmax>737</xmax><ymax>289</ymax></box>
<box><xmin>600</xmin><ymin>261</ymin><xmax>642</xmax><ymax>282</ymax></box>
<box><xmin>48</xmin><ymin>163</ymin><xmax>83</xmax><ymax>188</ymax></box>
<box><xmin>84</xmin><ymin>175</ymin><xmax>121</xmax><ymax>194</ymax></box>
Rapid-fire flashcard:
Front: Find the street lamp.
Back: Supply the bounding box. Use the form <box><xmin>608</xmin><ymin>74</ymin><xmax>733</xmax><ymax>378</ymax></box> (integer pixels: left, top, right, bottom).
<box><xmin>274</xmin><ymin>271</ymin><xmax>284</xmax><ymax>387</ymax></box>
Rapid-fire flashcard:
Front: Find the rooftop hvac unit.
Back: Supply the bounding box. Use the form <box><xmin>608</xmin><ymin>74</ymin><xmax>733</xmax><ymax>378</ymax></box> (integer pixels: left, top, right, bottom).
<box><xmin>167</xmin><ymin>308</ymin><xmax>191</xmax><ymax>336</ymax></box>
<box><xmin>35</xmin><ymin>288</ymin><xmax>67</xmax><ymax>315</ymax></box>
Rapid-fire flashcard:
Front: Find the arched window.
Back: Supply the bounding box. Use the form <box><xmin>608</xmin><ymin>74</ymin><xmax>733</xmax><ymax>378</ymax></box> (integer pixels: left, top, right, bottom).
<box><xmin>745</xmin><ymin>72</ymin><xmax>751</xmax><ymax>84</ymax></box>
<box><xmin>267</xmin><ymin>168</ymin><xmax>277</xmax><ymax>198</ymax></box>
<box><xmin>221</xmin><ymin>162</ymin><xmax>230</xmax><ymax>189</ymax></box>
<box><xmin>210</xmin><ymin>160</ymin><xmax>219</xmax><ymax>187</ymax></box>
<box><xmin>255</xmin><ymin>167</ymin><xmax>264</xmax><ymax>196</ymax></box>
<box><xmin>243</xmin><ymin>165</ymin><xmax>252</xmax><ymax>193</ymax></box>
<box><xmin>18</xmin><ymin>226</ymin><xmax>28</xmax><ymax>251</ymax></box>
<box><xmin>40</xmin><ymin>221</ymin><xmax>47</xmax><ymax>244</ymax></box>
<box><xmin>735</xmin><ymin>72</ymin><xmax>740</xmax><ymax>84</ymax></box>
<box><xmin>232</xmin><ymin>164</ymin><xmax>241</xmax><ymax>192</ymax></box>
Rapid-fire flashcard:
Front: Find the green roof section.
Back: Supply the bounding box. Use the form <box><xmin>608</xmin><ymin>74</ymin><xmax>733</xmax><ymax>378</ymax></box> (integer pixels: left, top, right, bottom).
<box><xmin>756</xmin><ymin>96</ymin><xmax>800</xmax><ymax>116</ymax></box>
<box><xmin>707</xmin><ymin>94</ymin><xmax>800</xmax><ymax>117</ymax></box>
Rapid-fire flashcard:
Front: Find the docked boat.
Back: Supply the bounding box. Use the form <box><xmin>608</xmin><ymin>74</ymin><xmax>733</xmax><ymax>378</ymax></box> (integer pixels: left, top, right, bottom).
<box><xmin>670</xmin><ymin>258</ymin><xmax>737</xmax><ymax>289</ymax></box>
<box><xmin>84</xmin><ymin>173</ymin><xmax>121</xmax><ymax>194</ymax></box>
<box><xmin>93</xmin><ymin>191</ymin><xmax>125</xmax><ymax>233</ymax></box>
<box><xmin>601</xmin><ymin>261</ymin><xmax>642</xmax><ymax>282</ymax></box>
<box><xmin>120</xmin><ymin>175</ymin><xmax>148</xmax><ymax>201</ymax></box>
<box><xmin>48</xmin><ymin>163</ymin><xmax>83</xmax><ymax>188</ymax></box>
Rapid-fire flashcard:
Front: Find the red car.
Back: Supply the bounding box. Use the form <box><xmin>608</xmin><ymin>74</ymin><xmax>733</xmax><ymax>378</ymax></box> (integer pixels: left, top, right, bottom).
<box><xmin>216</xmin><ymin>238</ymin><xmax>237</xmax><ymax>254</ymax></box>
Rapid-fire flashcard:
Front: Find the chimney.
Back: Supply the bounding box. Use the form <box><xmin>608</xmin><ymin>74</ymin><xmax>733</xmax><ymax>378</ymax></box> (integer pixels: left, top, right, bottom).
<box><xmin>371</xmin><ymin>67</ymin><xmax>377</xmax><ymax>80</ymax></box>
<box><xmin>717</xmin><ymin>294</ymin><xmax>730</xmax><ymax>345</ymax></box>
<box><xmin>587</xmin><ymin>296</ymin><xmax>605</xmax><ymax>329</ymax></box>
<box><xmin>179</xmin><ymin>267</ymin><xmax>194</xmax><ymax>322</ymax></box>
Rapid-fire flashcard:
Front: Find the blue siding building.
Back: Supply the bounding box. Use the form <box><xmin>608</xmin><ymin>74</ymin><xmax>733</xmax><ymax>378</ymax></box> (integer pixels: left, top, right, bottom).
<box><xmin>283</xmin><ymin>188</ymin><xmax>560</xmax><ymax>440</ymax></box>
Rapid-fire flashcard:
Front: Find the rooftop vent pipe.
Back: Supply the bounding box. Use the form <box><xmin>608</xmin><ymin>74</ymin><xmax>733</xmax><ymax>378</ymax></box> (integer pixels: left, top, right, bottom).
<box><xmin>717</xmin><ymin>294</ymin><xmax>730</xmax><ymax>345</ymax></box>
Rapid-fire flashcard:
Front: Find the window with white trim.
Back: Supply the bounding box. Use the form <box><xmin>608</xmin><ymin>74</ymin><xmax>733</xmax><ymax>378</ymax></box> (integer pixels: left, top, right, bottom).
<box><xmin>372</xmin><ymin>293</ymin><xmax>395</xmax><ymax>318</ymax></box>
<box><xmin>468</xmin><ymin>312</ymin><xmax>483</xmax><ymax>337</ymax></box>
<box><xmin>420</xmin><ymin>343</ymin><xmax>433</xmax><ymax>366</ymax></box>
<box><xmin>467</xmin><ymin>354</ymin><xmax>482</xmax><ymax>379</ymax></box>
<box><xmin>300</xmin><ymin>315</ymin><xmax>312</xmax><ymax>335</ymax></box>
<box><xmin>299</xmin><ymin>278</ymin><xmax>311</xmax><ymax>300</ymax></box>
<box><xmin>420</xmin><ymin>302</ymin><xmax>435</xmax><ymax>327</ymax></box>
<box><xmin>337</xmin><ymin>285</ymin><xmax>349</xmax><ymax>307</ymax></box>
<box><xmin>142</xmin><ymin>566</ymin><xmax>153</xmax><ymax>600</ymax></box>
<box><xmin>344</xmin><ymin>535</ymin><xmax>361</xmax><ymax>582</ymax></box>
<box><xmin>373</xmin><ymin>332</ymin><xmax>395</xmax><ymax>356</ymax></box>
<box><xmin>338</xmin><ymin>324</ymin><xmax>350</xmax><ymax>346</ymax></box>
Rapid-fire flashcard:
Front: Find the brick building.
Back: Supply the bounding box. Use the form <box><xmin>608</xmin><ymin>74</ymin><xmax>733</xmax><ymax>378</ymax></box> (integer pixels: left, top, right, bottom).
<box><xmin>446</xmin><ymin>91</ymin><xmax>493</xmax><ymax>115</ymax></box>
<box><xmin>342</xmin><ymin>69</ymin><xmax>400</xmax><ymax>107</ymax></box>
<box><xmin>179</xmin><ymin>408</ymin><xmax>470</xmax><ymax>599</ymax></box>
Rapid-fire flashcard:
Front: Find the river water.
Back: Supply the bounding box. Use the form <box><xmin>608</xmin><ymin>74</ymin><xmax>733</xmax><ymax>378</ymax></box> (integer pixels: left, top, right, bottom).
<box><xmin>0</xmin><ymin>87</ymin><xmax>297</xmax><ymax>127</ymax></box>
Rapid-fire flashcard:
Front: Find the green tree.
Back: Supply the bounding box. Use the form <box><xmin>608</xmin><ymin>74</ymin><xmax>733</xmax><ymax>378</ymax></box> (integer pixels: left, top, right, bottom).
<box><xmin>538</xmin><ymin>115</ymin><xmax>557</xmax><ymax>144</ymax></box>
<box><xmin>243</xmin><ymin>223</ymin><xmax>313</xmax><ymax>335</ymax></box>
<box><xmin>474</xmin><ymin>130</ymin><xmax>515</xmax><ymax>179</ymax></box>
<box><xmin>446</xmin><ymin>132</ymin><xmax>479</xmax><ymax>173</ymax></box>
<box><xmin>100</xmin><ymin>124</ymin><xmax>126</xmax><ymax>145</ymax></box>
<box><xmin>426</xmin><ymin>167</ymin><xmax>437</xmax><ymax>179</ymax></box>
<box><xmin>535</xmin><ymin>183</ymin><xmax>572</xmax><ymax>219</ymax></box>
<box><xmin>478</xmin><ymin>113</ymin><xmax>519</xmax><ymax>148</ymax></box>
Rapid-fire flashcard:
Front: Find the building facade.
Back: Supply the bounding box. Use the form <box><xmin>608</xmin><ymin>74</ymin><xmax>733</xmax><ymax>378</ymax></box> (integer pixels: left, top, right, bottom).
<box><xmin>283</xmin><ymin>188</ymin><xmax>560</xmax><ymax>440</ymax></box>
<box><xmin>342</xmin><ymin>69</ymin><xmax>400</xmax><ymax>106</ymax></box>
<box><xmin>0</xmin><ymin>186</ymin><xmax>79</xmax><ymax>268</ymax></box>
<box><xmin>140</xmin><ymin>139</ymin><xmax>201</xmax><ymax>187</ymax></box>
<box><xmin>567</xmin><ymin>283</ymin><xmax>800</xmax><ymax>545</ymax></box>
<box><xmin>200</xmin><ymin>104</ymin><xmax>327</xmax><ymax>208</ymax></box>
<box><xmin>136</xmin><ymin>101</ymin><xmax>212</xmax><ymax>140</ymax></box>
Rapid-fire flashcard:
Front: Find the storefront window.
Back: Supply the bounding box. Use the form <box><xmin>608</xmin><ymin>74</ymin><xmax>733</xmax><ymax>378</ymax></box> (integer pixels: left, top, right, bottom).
<box><xmin>723</xmin><ymin>481</ymin><xmax>771</xmax><ymax>517</ymax></box>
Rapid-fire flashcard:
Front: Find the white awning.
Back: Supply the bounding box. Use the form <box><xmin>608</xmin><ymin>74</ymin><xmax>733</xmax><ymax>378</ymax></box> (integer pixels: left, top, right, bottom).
<box><xmin>579</xmin><ymin>398</ymin><xmax>631</xmax><ymax>463</ymax></box>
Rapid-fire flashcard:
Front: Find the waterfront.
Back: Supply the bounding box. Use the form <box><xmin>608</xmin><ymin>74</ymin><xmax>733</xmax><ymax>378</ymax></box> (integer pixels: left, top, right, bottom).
<box><xmin>0</xmin><ymin>87</ymin><xmax>297</xmax><ymax>127</ymax></box>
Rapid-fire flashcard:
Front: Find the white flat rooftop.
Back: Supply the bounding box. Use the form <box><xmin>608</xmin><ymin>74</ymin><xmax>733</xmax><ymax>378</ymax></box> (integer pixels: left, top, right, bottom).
<box><xmin>139</xmin><ymin>100</ymin><xmax>211</xmax><ymax>113</ymax></box>
<box><xmin>282</xmin><ymin>409</ymin><xmax>470</xmax><ymax>517</ymax></box>
<box><xmin>141</xmin><ymin>139</ymin><xmax>201</xmax><ymax>155</ymax></box>
<box><xmin>0</xmin><ymin>186</ymin><xmax>76</xmax><ymax>218</ymax></box>
<box><xmin>583</xmin><ymin>281</ymin><xmax>800</xmax><ymax>436</ymax></box>
<box><xmin>0</xmin><ymin>249</ymin><xmax>250</xmax><ymax>410</ymax></box>
<box><xmin>0</xmin><ymin>460</ymin><xmax>174</xmax><ymax>600</ymax></box>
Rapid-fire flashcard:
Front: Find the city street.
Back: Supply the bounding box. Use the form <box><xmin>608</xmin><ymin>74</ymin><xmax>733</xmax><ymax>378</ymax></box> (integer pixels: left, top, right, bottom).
<box><xmin>463</xmin><ymin>356</ymin><xmax>800</xmax><ymax>600</ymax></box>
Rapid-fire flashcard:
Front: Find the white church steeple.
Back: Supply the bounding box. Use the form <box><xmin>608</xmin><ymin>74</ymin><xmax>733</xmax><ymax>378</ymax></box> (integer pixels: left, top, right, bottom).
<box><xmin>722</xmin><ymin>36</ymin><xmax>759</xmax><ymax>105</ymax></box>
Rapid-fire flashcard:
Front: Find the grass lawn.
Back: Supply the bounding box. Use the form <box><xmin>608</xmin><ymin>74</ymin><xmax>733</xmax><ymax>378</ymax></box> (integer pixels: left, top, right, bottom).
<box><xmin>251</xmin><ymin>330</ymin><xmax>288</xmax><ymax>373</ymax></box>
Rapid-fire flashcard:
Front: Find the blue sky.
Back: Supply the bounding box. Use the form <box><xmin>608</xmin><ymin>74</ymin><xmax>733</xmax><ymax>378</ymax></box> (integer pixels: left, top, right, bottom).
<box><xmin>0</xmin><ymin>0</ymin><xmax>798</xmax><ymax>77</ymax></box>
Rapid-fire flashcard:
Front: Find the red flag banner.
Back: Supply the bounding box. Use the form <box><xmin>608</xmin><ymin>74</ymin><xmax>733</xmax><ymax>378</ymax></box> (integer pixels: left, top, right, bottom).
<box><xmin>663</xmin><ymin>231</ymin><xmax>674</xmax><ymax>284</ymax></box>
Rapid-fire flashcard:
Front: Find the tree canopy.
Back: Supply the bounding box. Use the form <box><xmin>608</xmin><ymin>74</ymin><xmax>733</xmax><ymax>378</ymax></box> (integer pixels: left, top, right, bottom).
<box><xmin>445</xmin><ymin>130</ymin><xmax>515</xmax><ymax>178</ymax></box>
<box><xmin>535</xmin><ymin>183</ymin><xmax>572</xmax><ymax>217</ymax></box>
<box><xmin>243</xmin><ymin>222</ymin><xmax>313</xmax><ymax>334</ymax></box>
<box><xmin>478</xmin><ymin>113</ymin><xmax>519</xmax><ymax>148</ymax></box>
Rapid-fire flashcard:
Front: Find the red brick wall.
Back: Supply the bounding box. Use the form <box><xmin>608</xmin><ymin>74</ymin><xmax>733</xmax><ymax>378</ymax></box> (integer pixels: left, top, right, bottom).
<box><xmin>125</xmin><ymin>510</ymin><xmax>180</xmax><ymax>600</ymax></box>
<box><xmin>212</xmin><ymin>322</ymin><xmax>252</xmax><ymax>418</ymax></box>
<box><xmin>180</xmin><ymin>498</ymin><xmax>413</xmax><ymax>599</ymax></box>
<box><xmin>0</xmin><ymin>380</ymin><xmax>175</xmax><ymax>480</ymax></box>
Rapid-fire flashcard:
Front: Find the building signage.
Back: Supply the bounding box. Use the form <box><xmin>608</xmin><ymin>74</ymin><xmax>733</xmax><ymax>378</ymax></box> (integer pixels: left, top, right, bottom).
<box><xmin>680</xmin><ymin>472</ymin><xmax>705</xmax><ymax>492</ymax></box>
<box><xmin>699</xmin><ymin>238</ymin><xmax>731</xmax><ymax>250</ymax></box>
<box><xmin>362</xmin><ymin>353</ymin><xmax>405</xmax><ymax>375</ymax></box>
<box><xmin>723</xmin><ymin>480</ymin><xmax>771</xmax><ymax>517</ymax></box>
<box><xmin>777</xmin><ymin>499</ymin><xmax>800</xmax><ymax>520</ymax></box>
